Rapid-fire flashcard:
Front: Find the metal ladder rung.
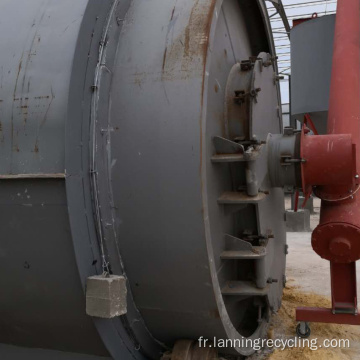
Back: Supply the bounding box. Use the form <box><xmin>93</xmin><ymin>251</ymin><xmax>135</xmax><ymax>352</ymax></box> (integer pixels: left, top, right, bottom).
<box><xmin>221</xmin><ymin>281</ymin><xmax>269</xmax><ymax>296</ymax></box>
<box><xmin>211</xmin><ymin>154</ymin><xmax>245</xmax><ymax>163</ymax></box>
<box><xmin>211</xmin><ymin>149</ymin><xmax>261</xmax><ymax>163</ymax></box>
<box><xmin>220</xmin><ymin>247</ymin><xmax>266</xmax><ymax>260</ymax></box>
<box><xmin>217</xmin><ymin>191</ymin><xmax>267</xmax><ymax>204</ymax></box>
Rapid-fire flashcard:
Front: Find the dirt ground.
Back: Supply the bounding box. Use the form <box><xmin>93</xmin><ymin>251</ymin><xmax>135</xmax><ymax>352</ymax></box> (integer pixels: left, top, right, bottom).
<box><xmin>249</xmin><ymin>196</ymin><xmax>360</xmax><ymax>359</ymax></box>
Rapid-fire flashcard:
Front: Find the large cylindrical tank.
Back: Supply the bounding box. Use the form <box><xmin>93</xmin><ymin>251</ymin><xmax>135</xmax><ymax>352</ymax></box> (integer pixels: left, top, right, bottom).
<box><xmin>0</xmin><ymin>1</ymin><xmax>285</xmax><ymax>359</ymax></box>
<box><xmin>290</xmin><ymin>15</ymin><xmax>335</xmax><ymax>134</ymax></box>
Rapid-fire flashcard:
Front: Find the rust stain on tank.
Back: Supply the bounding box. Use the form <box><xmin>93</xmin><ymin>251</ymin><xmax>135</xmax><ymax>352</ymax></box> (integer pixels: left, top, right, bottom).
<box><xmin>200</xmin><ymin>0</ymin><xmax>217</xmax><ymax>100</ymax></box>
<box><xmin>11</xmin><ymin>56</ymin><xmax>24</xmax><ymax>157</ymax></box>
<box><xmin>187</xmin><ymin>0</ymin><xmax>216</xmax><ymax>62</ymax></box>
<box><xmin>170</xmin><ymin>6</ymin><xmax>176</xmax><ymax>21</ymax></box>
<box><xmin>199</xmin><ymin>0</ymin><xmax>217</xmax><ymax>177</ymax></box>
<box><xmin>184</xmin><ymin>26</ymin><xmax>190</xmax><ymax>58</ymax></box>
<box><xmin>160</xmin><ymin>0</ymin><xmax>217</xmax><ymax>181</ymax></box>
<box><xmin>133</xmin><ymin>72</ymin><xmax>147</xmax><ymax>87</ymax></box>
<box><xmin>162</xmin><ymin>0</ymin><xmax>216</xmax><ymax>80</ymax></box>
<box><xmin>162</xmin><ymin>47</ymin><xmax>168</xmax><ymax>71</ymax></box>
<box><xmin>20</xmin><ymin>98</ymin><xmax>29</xmax><ymax>124</ymax></box>
<box><xmin>40</xmin><ymin>89</ymin><xmax>55</xmax><ymax>128</ymax></box>
<box><xmin>15</xmin><ymin>59</ymin><xmax>23</xmax><ymax>95</ymax></box>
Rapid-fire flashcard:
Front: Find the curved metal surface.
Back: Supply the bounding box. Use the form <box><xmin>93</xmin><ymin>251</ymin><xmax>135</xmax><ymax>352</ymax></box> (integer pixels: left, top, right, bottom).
<box><xmin>0</xmin><ymin>1</ymin><xmax>149</xmax><ymax>359</ymax></box>
<box><xmin>0</xmin><ymin>0</ymin><xmax>285</xmax><ymax>358</ymax></box>
<box><xmin>0</xmin><ymin>0</ymin><xmax>109</xmax><ymax>357</ymax></box>
<box><xmin>100</xmin><ymin>0</ymin><xmax>285</xmax><ymax>356</ymax></box>
<box><xmin>267</xmin><ymin>0</ymin><xmax>290</xmax><ymax>36</ymax></box>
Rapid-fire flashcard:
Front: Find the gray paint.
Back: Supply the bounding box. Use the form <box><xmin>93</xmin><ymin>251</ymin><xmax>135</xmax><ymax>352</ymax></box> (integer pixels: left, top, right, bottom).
<box><xmin>0</xmin><ymin>0</ymin><xmax>286</xmax><ymax>358</ymax></box>
<box><xmin>0</xmin><ymin>1</ymin><xmax>145</xmax><ymax>359</ymax></box>
<box><xmin>291</xmin><ymin>15</ymin><xmax>335</xmax><ymax>133</ymax></box>
<box><xmin>107</xmin><ymin>0</ymin><xmax>284</xmax><ymax>356</ymax></box>
<box><xmin>0</xmin><ymin>0</ymin><xmax>84</xmax><ymax>174</ymax></box>
<box><xmin>0</xmin><ymin>179</ymin><xmax>108</xmax><ymax>355</ymax></box>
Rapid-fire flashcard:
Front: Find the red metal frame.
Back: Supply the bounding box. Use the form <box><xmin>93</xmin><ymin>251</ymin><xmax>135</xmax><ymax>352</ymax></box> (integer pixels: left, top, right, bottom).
<box><xmin>304</xmin><ymin>114</ymin><xmax>318</xmax><ymax>135</ymax></box>
<box><xmin>331</xmin><ymin>262</ymin><xmax>357</xmax><ymax>311</ymax></box>
<box><xmin>293</xmin><ymin>13</ymin><xmax>318</xmax><ymax>28</ymax></box>
<box><xmin>297</xmin><ymin>307</ymin><xmax>360</xmax><ymax>325</ymax></box>
<box><xmin>296</xmin><ymin>0</ymin><xmax>360</xmax><ymax>325</ymax></box>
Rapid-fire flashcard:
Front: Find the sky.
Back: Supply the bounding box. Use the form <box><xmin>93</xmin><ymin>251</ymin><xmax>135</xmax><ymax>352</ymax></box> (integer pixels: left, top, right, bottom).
<box><xmin>267</xmin><ymin>0</ymin><xmax>338</xmax><ymax>104</ymax></box>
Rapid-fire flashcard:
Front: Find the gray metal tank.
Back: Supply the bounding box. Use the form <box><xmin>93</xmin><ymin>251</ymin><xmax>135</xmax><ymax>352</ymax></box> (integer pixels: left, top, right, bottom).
<box><xmin>290</xmin><ymin>15</ymin><xmax>335</xmax><ymax>134</ymax></box>
<box><xmin>0</xmin><ymin>0</ymin><xmax>286</xmax><ymax>359</ymax></box>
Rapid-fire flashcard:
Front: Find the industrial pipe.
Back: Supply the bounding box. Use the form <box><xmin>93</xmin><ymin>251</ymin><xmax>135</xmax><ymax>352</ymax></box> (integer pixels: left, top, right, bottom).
<box><xmin>297</xmin><ymin>0</ymin><xmax>360</xmax><ymax>324</ymax></box>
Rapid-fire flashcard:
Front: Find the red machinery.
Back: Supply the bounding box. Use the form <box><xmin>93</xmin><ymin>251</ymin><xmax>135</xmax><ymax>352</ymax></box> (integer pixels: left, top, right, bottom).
<box><xmin>295</xmin><ymin>0</ymin><xmax>360</xmax><ymax>335</ymax></box>
<box><xmin>268</xmin><ymin>0</ymin><xmax>360</xmax><ymax>337</ymax></box>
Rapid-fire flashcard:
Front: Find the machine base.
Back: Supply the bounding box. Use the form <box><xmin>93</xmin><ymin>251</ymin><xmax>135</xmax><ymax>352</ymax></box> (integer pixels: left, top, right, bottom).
<box><xmin>296</xmin><ymin>307</ymin><xmax>360</xmax><ymax>325</ymax></box>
